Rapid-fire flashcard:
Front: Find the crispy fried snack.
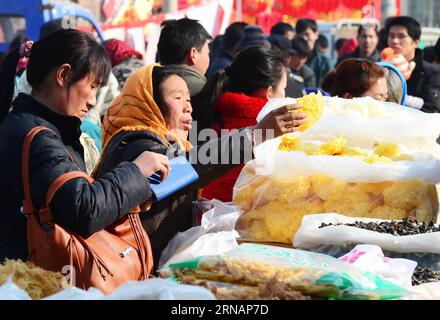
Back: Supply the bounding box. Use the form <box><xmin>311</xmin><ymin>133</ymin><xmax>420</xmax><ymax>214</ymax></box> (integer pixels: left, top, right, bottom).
<box><xmin>234</xmin><ymin>175</ymin><xmax>438</xmax><ymax>243</ymax></box>
<box><xmin>177</xmin><ymin>272</ymin><xmax>311</xmax><ymax>300</ymax></box>
<box><xmin>0</xmin><ymin>259</ymin><xmax>68</xmax><ymax>299</ymax></box>
<box><xmin>170</xmin><ymin>256</ymin><xmax>340</xmax><ymax>299</ymax></box>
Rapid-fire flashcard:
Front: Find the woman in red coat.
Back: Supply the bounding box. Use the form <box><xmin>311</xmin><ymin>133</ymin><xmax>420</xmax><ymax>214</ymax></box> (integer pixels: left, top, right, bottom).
<box><xmin>193</xmin><ymin>46</ymin><xmax>306</xmax><ymax>202</ymax></box>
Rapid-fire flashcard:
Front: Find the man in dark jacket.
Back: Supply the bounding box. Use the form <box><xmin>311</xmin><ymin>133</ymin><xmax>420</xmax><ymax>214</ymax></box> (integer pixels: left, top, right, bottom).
<box><xmin>289</xmin><ymin>37</ymin><xmax>316</xmax><ymax>89</ymax></box>
<box><xmin>206</xmin><ymin>22</ymin><xmax>247</xmax><ymax>78</ymax></box>
<box><xmin>386</xmin><ymin>16</ymin><xmax>440</xmax><ymax>112</ymax></box>
<box><xmin>157</xmin><ymin>18</ymin><xmax>212</xmax><ymax>97</ymax></box>
<box><xmin>337</xmin><ymin>24</ymin><xmax>380</xmax><ymax>66</ymax></box>
<box><xmin>267</xmin><ymin>34</ymin><xmax>304</xmax><ymax>98</ymax></box>
<box><xmin>296</xmin><ymin>18</ymin><xmax>332</xmax><ymax>88</ymax></box>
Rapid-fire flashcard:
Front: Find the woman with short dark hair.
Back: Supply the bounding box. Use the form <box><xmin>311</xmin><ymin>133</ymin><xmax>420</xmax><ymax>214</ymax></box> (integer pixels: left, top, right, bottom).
<box><xmin>322</xmin><ymin>58</ymin><xmax>388</xmax><ymax>101</ymax></box>
<box><xmin>0</xmin><ymin>29</ymin><xmax>169</xmax><ymax>272</ymax></box>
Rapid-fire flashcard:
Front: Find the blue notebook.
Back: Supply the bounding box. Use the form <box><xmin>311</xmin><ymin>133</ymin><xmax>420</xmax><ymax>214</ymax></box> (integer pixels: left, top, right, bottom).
<box><xmin>148</xmin><ymin>156</ymin><xmax>199</xmax><ymax>201</ymax></box>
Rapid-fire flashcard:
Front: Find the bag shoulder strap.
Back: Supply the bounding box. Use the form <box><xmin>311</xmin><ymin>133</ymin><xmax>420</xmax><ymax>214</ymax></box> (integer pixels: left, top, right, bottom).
<box><xmin>22</xmin><ymin>126</ymin><xmax>54</xmax><ymax>215</ymax></box>
<box><xmin>22</xmin><ymin>126</ymin><xmax>93</xmax><ymax>224</ymax></box>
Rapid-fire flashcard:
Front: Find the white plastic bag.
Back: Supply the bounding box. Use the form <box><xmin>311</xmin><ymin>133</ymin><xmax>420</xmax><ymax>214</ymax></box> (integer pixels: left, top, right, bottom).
<box><xmin>304</xmin><ymin>97</ymin><xmax>440</xmax><ymax>157</ymax></box>
<box><xmin>338</xmin><ymin>244</ymin><xmax>417</xmax><ymax>288</ymax></box>
<box><xmin>43</xmin><ymin>287</ymin><xmax>105</xmax><ymax>300</ymax></box>
<box><xmin>256</xmin><ymin>97</ymin><xmax>296</xmax><ymax>123</ymax></box>
<box><xmin>405</xmin><ymin>282</ymin><xmax>440</xmax><ymax>300</ymax></box>
<box><xmin>161</xmin><ymin>231</ymin><xmax>239</xmax><ymax>268</ymax></box>
<box><xmin>105</xmin><ymin>278</ymin><xmax>216</xmax><ymax>300</ymax></box>
<box><xmin>257</xmin><ymin>96</ymin><xmax>440</xmax><ymax>157</ymax></box>
<box><xmin>0</xmin><ymin>276</ymin><xmax>31</xmax><ymax>300</ymax></box>
<box><xmin>294</xmin><ymin>213</ymin><xmax>440</xmax><ymax>254</ymax></box>
<box><xmin>241</xmin><ymin>136</ymin><xmax>440</xmax><ymax>184</ymax></box>
<box><xmin>158</xmin><ymin>200</ymin><xmax>242</xmax><ymax>270</ymax></box>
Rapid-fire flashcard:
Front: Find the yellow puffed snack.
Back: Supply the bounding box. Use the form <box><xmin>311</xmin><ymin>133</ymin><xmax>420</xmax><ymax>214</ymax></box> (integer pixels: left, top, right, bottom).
<box><xmin>310</xmin><ymin>174</ymin><xmax>346</xmax><ymax>201</ymax></box>
<box><xmin>383</xmin><ymin>180</ymin><xmax>427</xmax><ymax>212</ymax></box>
<box><xmin>234</xmin><ymin>172</ymin><xmax>438</xmax><ymax>243</ymax></box>
<box><xmin>295</xmin><ymin>92</ymin><xmax>324</xmax><ymax>132</ymax></box>
<box><xmin>362</xmin><ymin>154</ymin><xmax>394</xmax><ymax>164</ymax></box>
<box><xmin>233</xmin><ymin>176</ymin><xmax>268</xmax><ymax>212</ymax></box>
<box><xmin>374</xmin><ymin>143</ymin><xmax>400</xmax><ymax>158</ymax></box>
<box><xmin>263</xmin><ymin>202</ymin><xmax>298</xmax><ymax>243</ymax></box>
<box><xmin>373</xmin><ymin>143</ymin><xmax>414</xmax><ymax>161</ymax></box>
<box><xmin>315</xmin><ymin>136</ymin><xmax>347</xmax><ymax>156</ymax></box>
<box><xmin>343</xmin><ymin>147</ymin><xmax>369</xmax><ymax>157</ymax></box>
<box><xmin>278</xmin><ymin>134</ymin><xmax>414</xmax><ymax>164</ymax></box>
<box><xmin>370</xmin><ymin>206</ymin><xmax>407</xmax><ymax>220</ymax></box>
<box><xmin>278</xmin><ymin>133</ymin><xmax>299</xmax><ymax>151</ymax></box>
<box><xmin>297</xmin><ymin>142</ymin><xmax>319</xmax><ymax>155</ymax></box>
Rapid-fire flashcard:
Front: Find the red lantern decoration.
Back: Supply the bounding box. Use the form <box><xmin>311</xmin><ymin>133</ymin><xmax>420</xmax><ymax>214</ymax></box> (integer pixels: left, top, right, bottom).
<box><xmin>238</xmin><ymin>0</ymin><xmax>268</xmax><ymax>17</ymax></box>
<box><xmin>341</xmin><ymin>0</ymin><xmax>370</xmax><ymax>10</ymax></box>
<box><xmin>282</xmin><ymin>0</ymin><xmax>308</xmax><ymax>17</ymax></box>
<box><xmin>307</xmin><ymin>0</ymin><xmax>339</xmax><ymax>12</ymax></box>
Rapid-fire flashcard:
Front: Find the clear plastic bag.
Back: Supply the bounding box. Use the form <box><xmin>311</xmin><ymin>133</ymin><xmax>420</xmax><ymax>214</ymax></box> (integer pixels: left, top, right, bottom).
<box><xmin>158</xmin><ymin>200</ymin><xmax>242</xmax><ymax>270</ymax></box>
<box><xmin>105</xmin><ymin>278</ymin><xmax>216</xmax><ymax>300</ymax></box>
<box><xmin>239</xmin><ymin>95</ymin><xmax>440</xmax><ymax>244</ymax></box>
<box><xmin>163</xmin><ymin>243</ymin><xmax>408</xmax><ymax>300</ymax></box>
<box><xmin>233</xmin><ymin>137</ymin><xmax>440</xmax><ymax>243</ymax></box>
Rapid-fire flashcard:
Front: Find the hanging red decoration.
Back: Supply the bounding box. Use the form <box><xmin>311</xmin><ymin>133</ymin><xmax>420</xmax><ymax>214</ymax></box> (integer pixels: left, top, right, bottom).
<box><xmin>341</xmin><ymin>0</ymin><xmax>370</xmax><ymax>10</ymax></box>
<box><xmin>237</xmin><ymin>0</ymin><xmax>268</xmax><ymax>17</ymax></box>
<box><xmin>307</xmin><ymin>0</ymin><xmax>339</xmax><ymax>12</ymax></box>
<box><xmin>282</xmin><ymin>0</ymin><xmax>308</xmax><ymax>17</ymax></box>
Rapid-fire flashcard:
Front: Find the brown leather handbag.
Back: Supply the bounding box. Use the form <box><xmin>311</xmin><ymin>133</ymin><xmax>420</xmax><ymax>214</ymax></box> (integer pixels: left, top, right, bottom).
<box><xmin>21</xmin><ymin>126</ymin><xmax>153</xmax><ymax>295</ymax></box>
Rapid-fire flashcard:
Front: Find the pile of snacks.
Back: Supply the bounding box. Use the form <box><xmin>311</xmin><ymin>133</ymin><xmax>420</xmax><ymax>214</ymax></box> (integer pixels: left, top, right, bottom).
<box><xmin>0</xmin><ymin>259</ymin><xmax>68</xmax><ymax>299</ymax></box>
<box><xmin>278</xmin><ymin>135</ymin><xmax>414</xmax><ymax>164</ymax></box>
<box><xmin>162</xmin><ymin>243</ymin><xmax>407</xmax><ymax>300</ymax></box>
<box><xmin>294</xmin><ymin>92</ymin><xmax>324</xmax><ymax>132</ymax></box>
<box><xmin>235</xmin><ymin>175</ymin><xmax>438</xmax><ymax>243</ymax></box>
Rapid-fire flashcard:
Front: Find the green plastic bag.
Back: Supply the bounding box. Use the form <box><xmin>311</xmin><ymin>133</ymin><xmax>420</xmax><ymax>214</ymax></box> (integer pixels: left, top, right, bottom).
<box><xmin>164</xmin><ymin>243</ymin><xmax>407</xmax><ymax>300</ymax></box>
